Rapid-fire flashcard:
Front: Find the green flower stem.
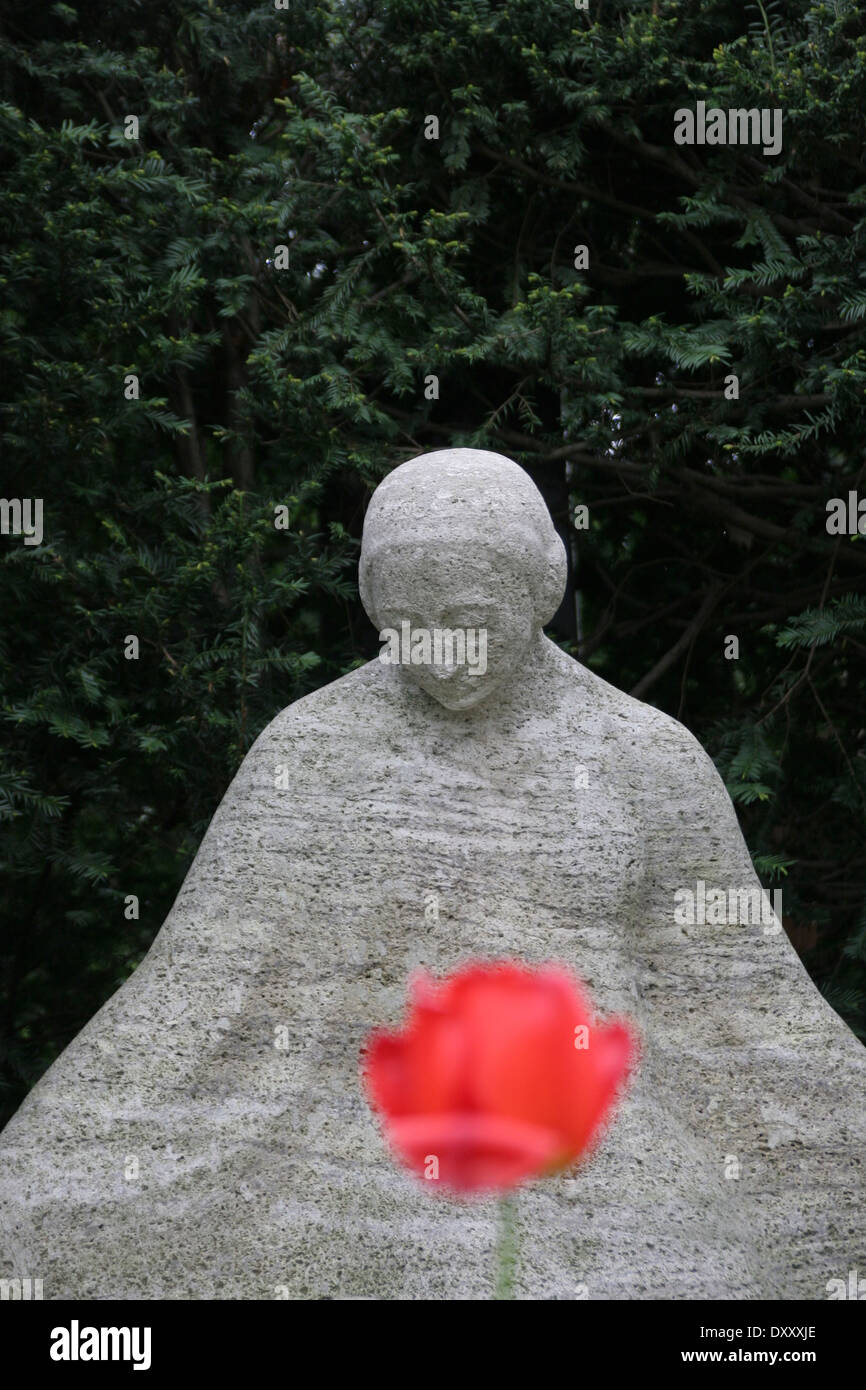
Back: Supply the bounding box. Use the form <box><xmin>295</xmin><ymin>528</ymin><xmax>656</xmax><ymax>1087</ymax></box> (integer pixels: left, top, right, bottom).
<box><xmin>494</xmin><ymin>1192</ymin><xmax>519</xmax><ymax>1300</ymax></box>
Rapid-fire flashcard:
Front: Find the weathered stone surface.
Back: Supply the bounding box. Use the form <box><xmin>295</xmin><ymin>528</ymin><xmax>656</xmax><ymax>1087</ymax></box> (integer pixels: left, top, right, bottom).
<box><xmin>1</xmin><ymin>448</ymin><xmax>864</xmax><ymax>1299</ymax></box>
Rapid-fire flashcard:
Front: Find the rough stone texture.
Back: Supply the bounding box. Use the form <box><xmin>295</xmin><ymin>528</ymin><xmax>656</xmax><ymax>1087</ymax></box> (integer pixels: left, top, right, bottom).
<box><xmin>1</xmin><ymin>448</ymin><xmax>864</xmax><ymax>1300</ymax></box>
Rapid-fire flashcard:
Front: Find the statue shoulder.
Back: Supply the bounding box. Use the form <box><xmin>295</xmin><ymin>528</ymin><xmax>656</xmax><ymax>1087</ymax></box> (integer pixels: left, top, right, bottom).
<box><xmin>244</xmin><ymin>658</ymin><xmax>390</xmax><ymax>754</ymax></box>
<box><xmin>613</xmin><ymin>684</ymin><xmax>733</xmax><ymax>815</ymax></box>
<box><xmin>559</xmin><ymin>649</ymin><xmax>723</xmax><ymax>795</ymax></box>
<box><xmin>559</xmin><ymin>654</ymin><xmax>743</xmax><ymax>869</ymax></box>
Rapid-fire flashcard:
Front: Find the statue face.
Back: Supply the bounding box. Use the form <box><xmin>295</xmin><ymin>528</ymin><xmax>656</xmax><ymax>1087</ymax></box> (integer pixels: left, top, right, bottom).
<box><xmin>371</xmin><ymin>544</ymin><xmax>537</xmax><ymax>710</ymax></box>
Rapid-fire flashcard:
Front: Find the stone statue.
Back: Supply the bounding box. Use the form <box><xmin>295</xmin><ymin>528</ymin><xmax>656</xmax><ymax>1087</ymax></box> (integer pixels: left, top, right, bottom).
<box><xmin>1</xmin><ymin>448</ymin><xmax>864</xmax><ymax>1299</ymax></box>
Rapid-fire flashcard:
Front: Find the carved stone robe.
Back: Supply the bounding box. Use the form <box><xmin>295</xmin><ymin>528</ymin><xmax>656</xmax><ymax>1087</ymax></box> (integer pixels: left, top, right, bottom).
<box><xmin>1</xmin><ymin>639</ymin><xmax>864</xmax><ymax>1298</ymax></box>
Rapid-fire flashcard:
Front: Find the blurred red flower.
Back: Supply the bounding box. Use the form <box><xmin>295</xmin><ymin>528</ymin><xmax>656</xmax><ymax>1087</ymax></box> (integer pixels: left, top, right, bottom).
<box><xmin>362</xmin><ymin>960</ymin><xmax>637</xmax><ymax>1195</ymax></box>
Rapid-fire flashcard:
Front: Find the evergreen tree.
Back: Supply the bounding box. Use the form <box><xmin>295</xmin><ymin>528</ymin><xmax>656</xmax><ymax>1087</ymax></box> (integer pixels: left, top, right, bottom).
<box><xmin>2</xmin><ymin>0</ymin><xmax>865</xmax><ymax>1125</ymax></box>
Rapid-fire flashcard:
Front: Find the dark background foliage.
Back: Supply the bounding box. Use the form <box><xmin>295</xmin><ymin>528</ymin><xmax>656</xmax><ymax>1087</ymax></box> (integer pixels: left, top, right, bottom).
<box><xmin>2</xmin><ymin>0</ymin><xmax>866</xmax><ymax>1129</ymax></box>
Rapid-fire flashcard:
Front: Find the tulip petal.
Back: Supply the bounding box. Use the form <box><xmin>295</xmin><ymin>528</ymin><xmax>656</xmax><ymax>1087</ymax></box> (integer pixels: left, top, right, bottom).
<box><xmin>363</xmin><ymin>1029</ymin><xmax>411</xmax><ymax>1116</ymax></box>
<box><xmin>563</xmin><ymin>1020</ymin><xmax>637</xmax><ymax>1155</ymax></box>
<box><xmin>387</xmin><ymin>1112</ymin><xmax>564</xmax><ymax>1194</ymax></box>
<box><xmin>360</xmin><ymin>959</ymin><xmax>638</xmax><ymax>1195</ymax></box>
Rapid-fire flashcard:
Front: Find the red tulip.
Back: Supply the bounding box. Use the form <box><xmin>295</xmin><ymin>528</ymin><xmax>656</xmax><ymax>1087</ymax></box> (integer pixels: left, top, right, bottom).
<box><xmin>362</xmin><ymin>960</ymin><xmax>637</xmax><ymax>1195</ymax></box>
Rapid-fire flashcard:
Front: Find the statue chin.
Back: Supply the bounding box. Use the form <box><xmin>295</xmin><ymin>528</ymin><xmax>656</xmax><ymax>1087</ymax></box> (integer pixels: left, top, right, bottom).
<box><xmin>430</xmin><ymin>687</ymin><xmax>495</xmax><ymax>711</ymax></box>
<box><xmin>403</xmin><ymin>671</ymin><xmax>501</xmax><ymax>711</ymax></box>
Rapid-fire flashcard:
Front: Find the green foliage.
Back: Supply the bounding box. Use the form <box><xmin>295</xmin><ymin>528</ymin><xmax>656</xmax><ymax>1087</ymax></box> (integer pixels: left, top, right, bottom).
<box><xmin>776</xmin><ymin>596</ymin><xmax>866</xmax><ymax>648</ymax></box>
<box><xmin>2</xmin><ymin>0</ymin><xmax>866</xmax><ymax>1120</ymax></box>
<box><xmin>0</xmin><ymin>0</ymin><xmax>366</xmax><ymax>1116</ymax></box>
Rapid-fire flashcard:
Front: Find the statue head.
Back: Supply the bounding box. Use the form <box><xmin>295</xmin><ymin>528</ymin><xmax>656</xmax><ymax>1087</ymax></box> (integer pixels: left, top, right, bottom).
<box><xmin>359</xmin><ymin>449</ymin><xmax>567</xmax><ymax>710</ymax></box>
